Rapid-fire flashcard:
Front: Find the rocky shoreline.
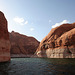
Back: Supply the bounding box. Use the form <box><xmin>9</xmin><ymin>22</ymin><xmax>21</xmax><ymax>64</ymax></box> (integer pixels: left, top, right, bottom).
<box><xmin>11</xmin><ymin>54</ymin><xmax>34</xmax><ymax>58</ymax></box>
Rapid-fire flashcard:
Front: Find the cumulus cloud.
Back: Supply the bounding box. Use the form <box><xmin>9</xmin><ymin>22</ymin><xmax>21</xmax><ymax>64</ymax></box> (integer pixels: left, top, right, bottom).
<box><xmin>25</xmin><ymin>21</ymin><xmax>28</xmax><ymax>24</ymax></box>
<box><xmin>52</xmin><ymin>20</ymin><xmax>70</xmax><ymax>28</ymax></box>
<box><xmin>30</xmin><ymin>28</ymin><xmax>34</xmax><ymax>31</ymax></box>
<box><xmin>13</xmin><ymin>17</ymin><xmax>28</xmax><ymax>25</ymax></box>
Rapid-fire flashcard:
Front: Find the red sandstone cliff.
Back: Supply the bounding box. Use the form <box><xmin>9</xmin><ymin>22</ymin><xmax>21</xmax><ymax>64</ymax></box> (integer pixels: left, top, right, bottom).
<box><xmin>9</xmin><ymin>31</ymin><xmax>39</xmax><ymax>57</ymax></box>
<box><xmin>0</xmin><ymin>11</ymin><xmax>10</xmax><ymax>62</ymax></box>
<box><xmin>36</xmin><ymin>23</ymin><xmax>75</xmax><ymax>58</ymax></box>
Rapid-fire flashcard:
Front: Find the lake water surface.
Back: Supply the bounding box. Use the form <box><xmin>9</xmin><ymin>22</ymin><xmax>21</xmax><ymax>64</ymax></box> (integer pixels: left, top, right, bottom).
<box><xmin>0</xmin><ymin>58</ymin><xmax>75</xmax><ymax>75</ymax></box>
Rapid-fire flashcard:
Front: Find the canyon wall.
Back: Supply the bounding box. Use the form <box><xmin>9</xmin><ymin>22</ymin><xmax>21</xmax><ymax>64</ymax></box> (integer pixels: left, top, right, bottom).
<box><xmin>36</xmin><ymin>23</ymin><xmax>75</xmax><ymax>58</ymax></box>
<box><xmin>9</xmin><ymin>31</ymin><xmax>39</xmax><ymax>57</ymax></box>
<box><xmin>0</xmin><ymin>11</ymin><xmax>10</xmax><ymax>62</ymax></box>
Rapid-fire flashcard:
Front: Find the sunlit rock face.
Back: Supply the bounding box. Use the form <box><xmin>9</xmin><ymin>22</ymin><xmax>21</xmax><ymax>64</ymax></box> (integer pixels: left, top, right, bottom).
<box><xmin>0</xmin><ymin>11</ymin><xmax>10</xmax><ymax>62</ymax></box>
<box><xmin>36</xmin><ymin>23</ymin><xmax>75</xmax><ymax>58</ymax></box>
<box><xmin>9</xmin><ymin>31</ymin><xmax>40</xmax><ymax>57</ymax></box>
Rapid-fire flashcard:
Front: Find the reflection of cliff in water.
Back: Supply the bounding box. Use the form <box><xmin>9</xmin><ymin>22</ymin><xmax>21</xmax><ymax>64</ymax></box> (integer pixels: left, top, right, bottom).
<box><xmin>0</xmin><ymin>58</ymin><xmax>75</xmax><ymax>75</ymax></box>
<box><xmin>0</xmin><ymin>62</ymin><xmax>10</xmax><ymax>75</ymax></box>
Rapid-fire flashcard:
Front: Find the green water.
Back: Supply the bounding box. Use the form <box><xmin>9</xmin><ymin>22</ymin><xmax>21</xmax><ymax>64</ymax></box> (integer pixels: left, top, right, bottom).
<box><xmin>0</xmin><ymin>58</ymin><xmax>75</xmax><ymax>75</ymax></box>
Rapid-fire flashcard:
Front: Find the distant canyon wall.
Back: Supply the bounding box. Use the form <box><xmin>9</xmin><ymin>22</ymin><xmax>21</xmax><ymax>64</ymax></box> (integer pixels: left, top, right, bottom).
<box><xmin>0</xmin><ymin>11</ymin><xmax>10</xmax><ymax>62</ymax></box>
<box><xmin>36</xmin><ymin>23</ymin><xmax>75</xmax><ymax>58</ymax></box>
<box><xmin>9</xmin><ymin>31</ymin><xmax>40</xmax><ymax>57</ymax></box>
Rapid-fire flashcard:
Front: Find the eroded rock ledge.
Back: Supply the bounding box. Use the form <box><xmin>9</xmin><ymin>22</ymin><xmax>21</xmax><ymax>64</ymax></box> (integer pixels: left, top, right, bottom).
<box><xmin>36</xmin><ymin>23</ymin><xmax>75</xmax><ymax>58</ymax></box>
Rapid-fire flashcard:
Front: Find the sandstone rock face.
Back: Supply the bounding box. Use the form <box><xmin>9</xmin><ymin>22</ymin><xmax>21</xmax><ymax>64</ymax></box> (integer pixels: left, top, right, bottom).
<box><xmin>0</xmin><ymin>11</ymin><xmax>10</xmax><ymax>62</ymax></box>
<box><xmin>36</xmin><ymin>23</ymin><xmax>75</xmax><ymax>58</ymax></box>
<box><xmin>9</xmin><ymin>31</ymin><xmax>39</xmax><ymax>57</ymax></box>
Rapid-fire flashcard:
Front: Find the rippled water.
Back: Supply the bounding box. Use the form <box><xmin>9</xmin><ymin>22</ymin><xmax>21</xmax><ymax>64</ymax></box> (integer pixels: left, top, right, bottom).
<box><xmin>0</xmin><ymin>58</ymin><xmax>75</xmax><ymax>75</ymax></box>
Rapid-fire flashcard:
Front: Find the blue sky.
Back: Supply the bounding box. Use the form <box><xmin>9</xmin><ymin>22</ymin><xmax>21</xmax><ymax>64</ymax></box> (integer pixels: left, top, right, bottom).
<box><xmin>0</xmin><ymin>0</ymin><xmax>75</xmax><ymax>41</ymax></box>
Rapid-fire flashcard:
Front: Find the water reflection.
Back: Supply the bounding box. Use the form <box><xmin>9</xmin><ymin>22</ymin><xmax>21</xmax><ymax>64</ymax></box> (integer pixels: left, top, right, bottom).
<box><xmin>0</xmin><ymin>62</ymin><xmax>10</xmax><ymax>75</ymax></box>
<box><xmin>41</xmin><ymin>58</ymin><xmax>75</xmax><ymax>75</ymax></box>
<box><xmin>0</xmin><ymin>58</ymin><xmax>75</xmax><ymax>75</ymax></box>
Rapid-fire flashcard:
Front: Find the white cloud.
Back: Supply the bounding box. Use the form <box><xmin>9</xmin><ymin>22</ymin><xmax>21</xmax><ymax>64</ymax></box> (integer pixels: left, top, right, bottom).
<box><xmin>52</xmin><ymin>20</ymin><xmax>70</xmax><ymax>28</ymax></box>
<box><xmin>30</xmin><ymin>28</ymin><xmax>34</xmax><ymax>31</ymax></box>
<box><xmin>13</xmin><ymin>17</ymin><xmax>24</xmax><ymax>24</ymax></box>
<box><xmin>25</xmin><ymin>21</ymin><xmax>28</xmax><ymax>24</ymax></box>
<box><xmin>13</xmin><ymin>17</ymin><xmax>28</xmax><ymax>25</ymax></box>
